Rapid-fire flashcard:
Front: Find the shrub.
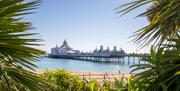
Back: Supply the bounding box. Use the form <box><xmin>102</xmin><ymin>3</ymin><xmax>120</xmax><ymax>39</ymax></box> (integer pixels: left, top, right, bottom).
<box><xmin>41</xmin><ymin>69</ymin><xmax>82</xmax><ymax>91</ymax></box>
<box><xmin>40</xmin><ymin>69</ymin><xmax>133</xmax><ymax>91</ymax></box>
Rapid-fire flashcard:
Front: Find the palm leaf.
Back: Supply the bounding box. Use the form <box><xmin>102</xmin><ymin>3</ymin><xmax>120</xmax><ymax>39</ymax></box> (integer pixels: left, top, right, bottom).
<box><xmin>0</xmin><ymin>0</ymin><xmax>56</xmax><ymax>90</ymax></box>
<box><xmin>116</xmin><ymin>0</ymin><xmax>180</xmax><ymax>48</ymax></box>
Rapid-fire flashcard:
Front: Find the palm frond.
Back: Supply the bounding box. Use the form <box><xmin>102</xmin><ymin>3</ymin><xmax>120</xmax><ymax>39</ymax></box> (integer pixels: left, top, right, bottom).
<box><xmin>116</xmin><ymin>0</ymin><xmax>180</xmax><ymax>48</ymax></box>
<box><xmin>0</xmin><ymin>0</ymin><xmax>57</xmax><ymax>90</ymax></box>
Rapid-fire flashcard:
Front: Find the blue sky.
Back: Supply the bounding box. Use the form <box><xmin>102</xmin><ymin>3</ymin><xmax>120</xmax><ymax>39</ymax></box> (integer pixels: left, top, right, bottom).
<box><xmin>28</xmin><ymin>0</ymin><xmax>150</xmax><ymax>53</ymax></box>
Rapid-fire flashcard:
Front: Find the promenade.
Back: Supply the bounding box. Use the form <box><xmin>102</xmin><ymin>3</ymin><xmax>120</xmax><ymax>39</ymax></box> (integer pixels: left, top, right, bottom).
<box><xmin>35</xmin><ymin>70</ymin><xmax>133</xmax><ymax>83</ymax></box>
<box><xmin>71</xmin><ymin>71</ymin><xmax>133</xmax><ymax>83</ymax></box>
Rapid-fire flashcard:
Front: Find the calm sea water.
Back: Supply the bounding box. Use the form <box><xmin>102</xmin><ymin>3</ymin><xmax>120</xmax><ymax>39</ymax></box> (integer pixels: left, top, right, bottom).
<box><xmin>35</xmin><ymin>57</ymin><xmax>143</xmax><ymax>73</ymax></box>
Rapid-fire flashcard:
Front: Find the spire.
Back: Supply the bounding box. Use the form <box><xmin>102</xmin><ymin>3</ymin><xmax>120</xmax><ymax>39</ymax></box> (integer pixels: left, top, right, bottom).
<box><xmin>63</xmin><ymin>40</ymin><xmax>67</xmax><ymax>45</ymax></box>
<box><xmin>113</xmin><ymin>46</ymin><xmax>117</xmax><ymax>52</ymax></box>
<box><xmin>100</xmin><ymin>45</ymin><xmax>103</xmax><ymax>51</ymax></box>
<box><xmin>106</xmin><ymin>47</ymin><xmax>110</xmax><ymax>52</ymax></box>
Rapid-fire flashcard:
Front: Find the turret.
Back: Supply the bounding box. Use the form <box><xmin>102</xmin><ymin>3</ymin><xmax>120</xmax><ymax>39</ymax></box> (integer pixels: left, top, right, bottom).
<box><xmin>63</xmin><ymin>40</ymin><xmax>67</xmax><ymax>46</ymax></box>
<box><xmin>100</xmin><ymin>45</ymin><xmax>103</xmax><ymax>51</ymax></box>
<box><xmin>119</xmin><ymin>48</ymin><xmax>123</xmax><ymax>51</ymax></box>
<box><xmin>106</xmin><ymin>47</ymin><xmax>110</xmax><ymax>52</ymax></box>
<box><xmin>119</xmin><ymin>48</ymin><xmax>125</xmax><ymax>54</ymax></box>
<box><xmin>113</xmin><ymin>46</ymin><xmax>117</xmax><ymax>52</ymax></box>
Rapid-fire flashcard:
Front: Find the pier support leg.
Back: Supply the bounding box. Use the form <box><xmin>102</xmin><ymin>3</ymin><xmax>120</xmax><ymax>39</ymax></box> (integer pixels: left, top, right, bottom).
<box><xmin>138</xmin><ymin>60</ymin><xmax>140</xmax><ymax>64</ymax></box>
<box><xmin>133</xmin><ymin>57</ymin><xmax>135</xmax><ymax>64</ymax></box>
<box><xmin>128</xmin><ymin>57</ymin><xmax>130</xmax><ymax>64</ymax></box>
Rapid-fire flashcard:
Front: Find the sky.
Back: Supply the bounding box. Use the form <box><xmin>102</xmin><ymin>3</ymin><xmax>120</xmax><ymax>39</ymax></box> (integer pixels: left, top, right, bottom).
<box><xmin>28</xmin><ymin>0</ymin><xmax>150</xmax><ymax>53</ymax></box>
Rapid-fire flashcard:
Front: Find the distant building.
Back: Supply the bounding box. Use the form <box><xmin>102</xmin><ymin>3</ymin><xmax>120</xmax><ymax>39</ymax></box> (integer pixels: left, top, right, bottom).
<box><xmin>92</xmin><ymin>45</ymin><xmax>125</xmax><ymax>56</ymax></box>
<box><xmin>50</xmin><ymin>40</ymin><xmax>125</xmax><ymax>57</ymax></box>
<box><xmin>51</xmin><ymin>40</ymin><xmax>80</xmax><ymax>55</ymax></box>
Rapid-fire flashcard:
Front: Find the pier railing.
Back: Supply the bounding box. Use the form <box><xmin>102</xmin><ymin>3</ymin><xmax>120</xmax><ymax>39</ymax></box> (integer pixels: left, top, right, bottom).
<box><xmin>48</xmin><ymin>53</ymin><xmax>150</xmax><ymax>65</ymax></box>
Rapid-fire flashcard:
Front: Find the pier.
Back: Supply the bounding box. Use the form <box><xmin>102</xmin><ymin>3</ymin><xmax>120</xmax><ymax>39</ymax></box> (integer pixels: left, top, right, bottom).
<box><xmin>49</xmin><ymin>40</ymin><xmax>150</xmax><ymax>64</ymax></box>
<box><xmin>48</xmin><ymin>53</ymin><xmax>149</xmax><ymax>65</ymax></box>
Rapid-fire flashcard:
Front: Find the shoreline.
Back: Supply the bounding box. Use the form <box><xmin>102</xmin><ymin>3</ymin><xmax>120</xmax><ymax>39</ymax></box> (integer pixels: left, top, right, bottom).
<box><xmin>34</xmin><ymin>69</ymin><xmax>133</xmax><ymax>78</ymax></box>
<box><xmin>34</xmin><ymin>69</ymin><xmax>134</xmax><ymax>82</ymax></box>
<box><xmin>34</xmin><ymin>69</ymin><xmax>131</xmax><ymax>75</ymax></box>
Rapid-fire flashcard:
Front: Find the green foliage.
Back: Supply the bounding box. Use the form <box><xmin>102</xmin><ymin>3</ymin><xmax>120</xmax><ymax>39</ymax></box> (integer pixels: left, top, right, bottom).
<box><xmin>85</xmin><ymin>80</ymin><xmax>103</xmax><ymax>91</ymax></box>
<box><xmin>0</xmin><ymin>0</ymin><xmax>56</xmax><ymax>90</ymax></box>
<box><xmin>41</xmin><ymin>70</ymin><xmax>82</xmax><ymax>91</ymax></box>
<box><xmin>40</xmin><ymin>69</ymin><xmax>134</xmax><ymax>91</ymax></box>
<box><xmin>116</xmin><ymin>0</ymin><xmax>180</xmax><ymax>48</ymax></box>
<box><xmin>103</xmin><ymin>78</ymin><xmax>130</xmax><ymax>91</ymax></box>
<box><xmin>130</xmin><ymin>37</ymin><xmax>180</xmax><ymax>91</ymax></box>
<box><xmin>117</xmin><ymin>0</ymin><xmax>180</xmax><ymax>91</ymax></box>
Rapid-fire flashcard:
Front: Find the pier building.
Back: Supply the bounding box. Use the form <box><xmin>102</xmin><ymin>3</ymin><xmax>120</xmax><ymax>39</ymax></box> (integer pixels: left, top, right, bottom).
<box><xmin>50</xmin><ymin>40</ymin><xmax>126</xmax><ymax>57</ymax></box>
<box><xmin>92</xmin><ymin>45</ymin><xmax>125</xmax><ymax>57</ymax></box>
<box><xmin>51</xmin><ymin>40</ymin><xmax>80</xmax><ymax>55</ymax></box>
<box><xmin>49</xmin><ymin>40</ymin><xmax>149</xmax><ymax>64</ymax></box>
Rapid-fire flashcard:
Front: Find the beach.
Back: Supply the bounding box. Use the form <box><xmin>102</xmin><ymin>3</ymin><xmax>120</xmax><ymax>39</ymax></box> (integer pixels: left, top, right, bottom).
<box><xmin>35</xmin><ymin>70</ymin><xmax>133</xmax><ymax>83</ymax></box>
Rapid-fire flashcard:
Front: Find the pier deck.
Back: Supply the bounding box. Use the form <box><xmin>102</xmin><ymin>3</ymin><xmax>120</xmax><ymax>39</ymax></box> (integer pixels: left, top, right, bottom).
<box><xmin>48</xmin><ymin>53</ymin><xmax>150</xmax><ymax>65</ymax></box>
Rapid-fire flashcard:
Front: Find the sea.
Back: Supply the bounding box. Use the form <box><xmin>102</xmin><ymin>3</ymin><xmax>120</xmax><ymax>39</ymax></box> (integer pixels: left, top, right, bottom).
<box><xmin>35</xmin><ymin>57</ymin><xmax>144</xmax><ymax>73</ymax></box>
